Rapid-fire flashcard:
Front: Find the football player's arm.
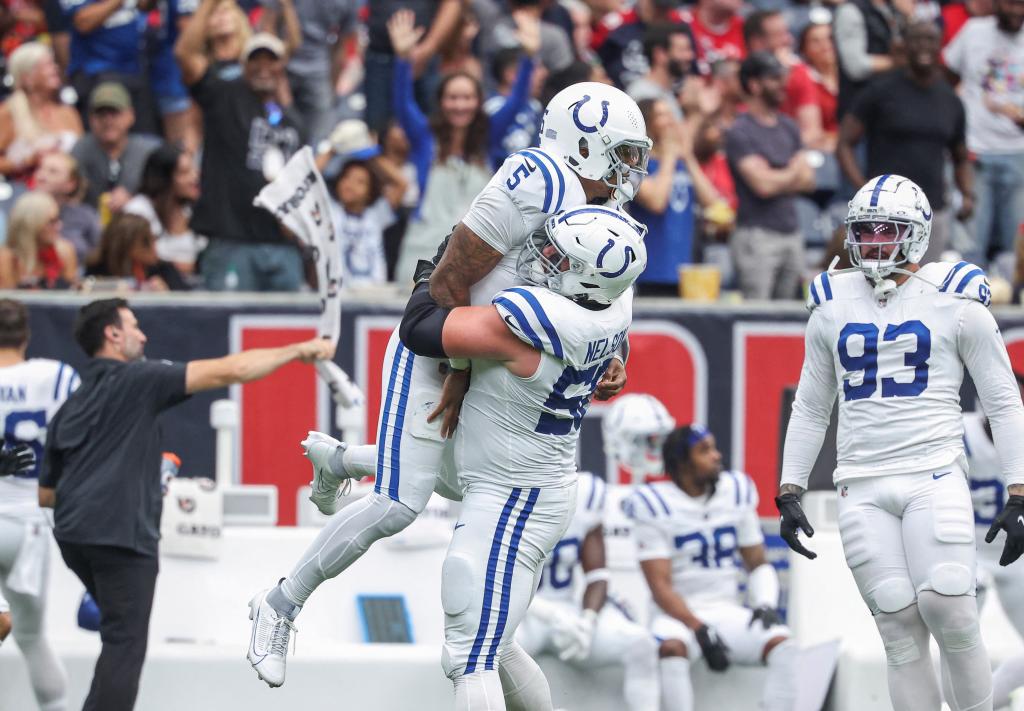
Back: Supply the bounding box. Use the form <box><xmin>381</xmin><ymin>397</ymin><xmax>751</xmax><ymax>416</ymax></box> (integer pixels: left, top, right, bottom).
<box><xmin>579</xmin><ymin>524</ymin><xmax>609</xmax><ymax>614</ymax></box>
<box><xmin>779</xmin><ymin>312</ymin><xmax>837</xmax><ymax>495</ymax></box>
<box><xmin>639</xmin><ymin>558</ymin><xmax>703</xmax><ymax>631</ymax></box>
<box><xmin>429</xmin><ymin>223</ymin><xmax>505</xmax><ymax>307</ymax></box>
<box><xmin>958</xmin><ymin>302</ymin><xmax>1024</xmax><ymax>491</ymax></box>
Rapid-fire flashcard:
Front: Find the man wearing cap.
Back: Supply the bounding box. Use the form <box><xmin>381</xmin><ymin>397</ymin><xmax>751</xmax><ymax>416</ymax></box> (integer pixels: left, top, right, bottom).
<box><xmin>71</xmin><ymin>82</ymin><xmax>161</xmax><ymax>211</ymax></box>
<box><xmin>175</xmin><ymin>30</ymin><xmax>307</xmax><ymax>291</ymax></box>
<box><xmin>62</xmin><ymin>0</ymin><xmax>158</xmax><ymax>133</ymax></box>
<box><xmin>725</xmin><ymin>51</ymin><xmax>815</xmax><ymax>300</ymax></box>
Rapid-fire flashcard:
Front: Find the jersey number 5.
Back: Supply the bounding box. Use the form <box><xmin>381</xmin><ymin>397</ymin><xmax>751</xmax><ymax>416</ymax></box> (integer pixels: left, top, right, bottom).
<box><xmin>505</xmin><ymin>157</ymin><xmax>537</xmax><ymax>191</ymax></box>
<box><xmin>838</xmin><ymin>320</ymin><xmax>931</xmax><ymax>401</ymax></box>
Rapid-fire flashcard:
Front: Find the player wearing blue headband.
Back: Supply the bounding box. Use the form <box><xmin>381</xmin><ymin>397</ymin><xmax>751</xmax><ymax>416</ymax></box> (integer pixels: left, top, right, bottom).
<box><xmin>624</xmin><ymin>425</ymin><xmax>798</xmax><ymax>711</ymax></box>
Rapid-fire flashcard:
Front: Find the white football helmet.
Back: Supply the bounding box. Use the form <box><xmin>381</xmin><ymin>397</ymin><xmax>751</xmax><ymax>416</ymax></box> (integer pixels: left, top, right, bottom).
<box><xmin>539</xmin><ymin>82</ymin><xmax>653</xmax><ymax>203</ymax></box>
<box><xmin>517</xmin><ymin>205</ymin><xmax>648</xmax><ymax>305</ymax></box>
<box><xmin>845</xmin><ymin>174</ymin><xmax>932</xmax><ymax>279</ymax></box>
<box><xmin>602</xmin><ymin>394</ymin><xmax>676</xmax><ymax>479</ymax></box>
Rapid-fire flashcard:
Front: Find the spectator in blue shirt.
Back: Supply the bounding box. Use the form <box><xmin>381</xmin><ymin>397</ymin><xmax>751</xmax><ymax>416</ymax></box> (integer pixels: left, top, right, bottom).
<box><xmin>145</xmin><ymin>0</ymin><xmax>198</xmax><ymax>151</ymax></box>
<box><xmin>631</xmin><ymin>97</ymin><xmax>722</xmax><ymax>296</ymax></box>
<box><xmin>482</xmin><ymin>17</ymin><xmax>542</xmax><ymax>170</ymax></box>
<box><xmin>63</xmin><ymin>0</ymin><xmax>158</xmax><ymax>134</ymax></box>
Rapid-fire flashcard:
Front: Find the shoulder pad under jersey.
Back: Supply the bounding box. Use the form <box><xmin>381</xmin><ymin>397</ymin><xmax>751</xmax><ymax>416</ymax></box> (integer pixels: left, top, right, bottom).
<box><xmin>930</xmin><ymin>260</ymin><xmax>992</xmax><ymax>307</ymax></box>
<box><xmin>498</xmin><ymin>147</ymin><xmax>582</xmax><ymax>216</ymax></box>
<box><xmin>492</xmin><ymin>286</ymin><xmax>632</xmax><ymax>368</ymax></box>
<box><xmin>806</xmin><ymin>270</ymin><xmax>867</xmax><ymax>312</ymax></box>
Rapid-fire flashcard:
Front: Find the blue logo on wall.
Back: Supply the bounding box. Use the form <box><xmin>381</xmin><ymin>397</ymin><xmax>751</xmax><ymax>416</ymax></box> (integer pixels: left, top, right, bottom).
<box><xmin>570</xmin><ymin>95</ymin><xmax>610</xmax><ymax>134</ymax></box>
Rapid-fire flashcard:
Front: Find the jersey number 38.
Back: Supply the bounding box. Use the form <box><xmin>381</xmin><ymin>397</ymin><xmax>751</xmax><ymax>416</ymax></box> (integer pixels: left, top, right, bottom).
<box><xmin>838</xmin><ymin>320</ymin><xmax>931</xmax><ymax>401</ymax></box>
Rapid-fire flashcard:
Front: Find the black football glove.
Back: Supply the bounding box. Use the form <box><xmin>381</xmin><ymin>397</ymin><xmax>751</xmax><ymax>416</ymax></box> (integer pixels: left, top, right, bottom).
<box><xmin>695</xmin><ymin>624</ymin><xmax>730</xmax><ymax>672</ymax></box>
<box><xmin>0</xmin><ymin>444</ymin><xmax>34</xmax><ymax>477</ymax></box>
<box><xmin>985</xmin><ymin>495</ymin><xmax>1024</xmax><ymax>566</ymax></box>
<box><xmin>775</xmin><ymin>492</ymin><xmax>817</xmax><ymax>560</ymax></box>
<box><xmin>748</xmin><ymin>606</ymin><xmax>781</xmax><ymax>630</ymax></box>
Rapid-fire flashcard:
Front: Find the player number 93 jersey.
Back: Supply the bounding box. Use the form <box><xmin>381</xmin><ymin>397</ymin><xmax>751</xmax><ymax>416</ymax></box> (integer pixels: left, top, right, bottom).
<box><xmin>795</xmin><ymin>261</ymin><xmax>1001</xmax><ymax>482</ymax></box>
<box><xmin>624</xmin><ymin>473</ymin><xmax>763</xmax><ymax>607</ymax></box>
<box><xmin>0</xmin><ymin>359</ymin><xmax>78</xmax><ymax>517</ymax></box>
<box><xmin>455</xmin><ymin>286</ymin><xmax>632</xmax><ymax>489</ymax></box>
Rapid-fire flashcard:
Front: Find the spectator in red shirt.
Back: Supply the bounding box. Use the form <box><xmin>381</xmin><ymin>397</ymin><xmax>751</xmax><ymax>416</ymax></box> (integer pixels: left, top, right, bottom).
<box><xmin>679</xmin><ymin>0</ymin><xmax>747</xmax><ymax>68</ymax></box>
<box><xmin>796</xmin><ymin>20</ymin><xmax>840</xmax><ymax>151</ymax></box>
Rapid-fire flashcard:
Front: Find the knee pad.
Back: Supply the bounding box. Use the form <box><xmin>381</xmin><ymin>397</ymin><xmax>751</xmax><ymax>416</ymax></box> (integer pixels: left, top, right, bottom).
<box><xmin>442</xmin><ymin>646</ymin><xmax>463</xmax><ymax>680</ymax></box>
<box><xmin>917</xmin><ymin>591</ymin><xmax>983</xmax><ymax>653</ymax></box>
<box><xmin>871</xmin><ymin>577</ymin><xmax>918</xmax><ymax>614</ymax></box>
<box><xmin>928</xmin><ymin>562</ymin><xmax>974</xmax><ymax>597</ymax></box>
<box><xmin>883</xmin><ymin>635</ymin><xmax>923</xmax><ymax>667</ymax></box>
<box><xmin>874</xmin><ymin>607</ymin><xmax>927</xmax><ymax>666</ymax></box>
<box><xmin>441</xmin><ymin>554</ymin><xmax>475</xmax><ymax>617</ymax></box>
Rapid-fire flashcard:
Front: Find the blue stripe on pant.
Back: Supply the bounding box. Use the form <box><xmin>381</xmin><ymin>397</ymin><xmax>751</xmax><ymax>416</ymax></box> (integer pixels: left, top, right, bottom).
<box><xmin>464</xmin><ymin>489</ymin><xmax>523</xmax><ymax>674</ymax></box>
<box><xmin>375</xmin><ymin>344</ymin><xmax>415</xmax><ymax>500</ymax></box>
<box><xmin>484</xmin><ymin>487</ymin><xmax>540</xmax><ymax>669</ymax></box>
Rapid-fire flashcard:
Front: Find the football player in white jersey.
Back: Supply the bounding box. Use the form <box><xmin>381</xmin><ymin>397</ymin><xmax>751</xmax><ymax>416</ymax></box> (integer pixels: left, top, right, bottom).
<box><xmin>248</xmin><ymin>82</ymin><xmax>652</xmax><ymax>687</ymax></box>
<box><xmin>964</xmin><ymin>403</ymin><xmax>1024</xmax><ymax>709</ymax></box>
<box><xmin>777</xmin><ymin>175</ymin><xmax>1024</xmax><ymax>711</ymax></box>
<box><xmin>516</xmin><ymin>470</ymin><xmax>661</xmax><ymax>711</ymax></box>
<box><xmin>401</xmin><ymin>205</ymin><xmax>645</xmax><ymax>710</ymax></box>
<box><xmin>0</xmin><ymin>298</ymin><xmax>73</xmax><ymax>711</ymax></box>
<box><xmin>602</xmin><ymin>393</ymin><xmax>676</xmax><ymax>482</ymax></box>
<box><xmin>628</xmin><ymin>425</ymin><xmax>796</xmax><ymax>711</ymax></box>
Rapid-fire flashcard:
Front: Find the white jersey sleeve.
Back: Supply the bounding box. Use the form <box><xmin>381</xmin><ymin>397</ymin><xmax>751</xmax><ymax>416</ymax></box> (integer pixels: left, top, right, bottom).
<box><xmin>780</xmin><ymin>307</ymin><xmax>838</xmax><ymax>489</ymax></box>
<box><xmin>461</xmin><ymin>148</ymin><xmax>584</xmax><ymax>255</ymax></box>
<box><xmin>493</xmin><ymin>286</ymin><xmax>632</xmax><ymax>368</ymax></box>
<box><xmin>624</xmin><ymin>486</ymin><xmax>673</xmax><ymax>562</ymax></box>
<box><xmin>936</xmin><ymin>260</ymin><xmax>992</xmax><ymax>307</ymax></box>
<box><xmin>958</xmin><ymin>301</ymin><xmax>1024</xmax><ymax>486</ymax></box>
<box><xmin>722</xmin><ymin>470</ymin><xmax>764</xmax><ymax>547</ymax></box>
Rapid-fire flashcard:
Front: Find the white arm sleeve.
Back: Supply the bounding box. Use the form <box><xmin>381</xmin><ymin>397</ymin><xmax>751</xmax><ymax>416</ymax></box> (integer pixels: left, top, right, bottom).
<box><xmin>958</xmin><ymin>302</ymin><xmax>1024</xmax><ymax>487</ymax></box>
<box><xmin>634</xmin><ymin>519</ymin><xmax>672</xmax><ymax>562</ymax></box>
<box><xmin>460</xmin><ymin>182</ymin><xmax>528</xmax><ymax>256</ymax></box>
<box><xmin>780</xmin><ymin>311</ymin><xmax>838</xmax><ymax>490</ymax></box>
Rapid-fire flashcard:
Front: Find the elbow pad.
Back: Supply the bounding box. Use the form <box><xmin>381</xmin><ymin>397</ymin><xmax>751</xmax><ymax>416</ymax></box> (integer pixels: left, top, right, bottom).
<box><xmin>399</xmin><ymin>282</ymin><xmax>451</xmax><ymax>358</ymax></box>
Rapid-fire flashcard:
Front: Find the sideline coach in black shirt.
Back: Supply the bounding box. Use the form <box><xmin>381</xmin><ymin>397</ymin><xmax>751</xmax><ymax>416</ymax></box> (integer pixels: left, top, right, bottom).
<box><xmin>39</xmin><ymin>298</ymin><xmax>333</xmax><ymax>711</ymax></box>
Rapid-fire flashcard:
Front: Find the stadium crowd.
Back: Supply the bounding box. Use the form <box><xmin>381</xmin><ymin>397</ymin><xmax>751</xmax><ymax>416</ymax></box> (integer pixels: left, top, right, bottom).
<box><xmin>0</xmin><ymin>0</ymin><xmax>1014</xmax><ymax>299</ymax></box>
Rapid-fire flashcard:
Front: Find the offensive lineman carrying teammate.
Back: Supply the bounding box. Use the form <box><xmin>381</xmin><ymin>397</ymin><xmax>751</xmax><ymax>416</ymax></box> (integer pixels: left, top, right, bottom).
<box><xmin>401</xmin><ymin>204</ymin><xmax>646</xmax><ymax>711</ymax></box>
<box><xmin>777</xmin><ymin>175</ymin><xmax>1024</xmax><ymax>711</ymax></box>
<box><xmin>247</xmin><ymin>82</ymin><xmax>653</xmax><ymax>686</ymax></box>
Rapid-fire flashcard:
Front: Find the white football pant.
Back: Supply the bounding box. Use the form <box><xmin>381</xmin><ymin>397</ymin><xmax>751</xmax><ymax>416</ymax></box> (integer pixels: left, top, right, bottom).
<box><xmin>443</xmin><ymin>480</ymin><xmax>576</xmax><ymax>711</ymax></box>
<box><xmin>837</xmin><ymin>465</ymin><xmax>991</xmax><ymax>711</ymax></box>
<box><xmin>0</xmin><ymin>515</ymin><xmax>68</xmax><ymax>710</ymax></box>
<box><xmin>652</xmin><ymin>603</ymin><xmax>795</xmax><ymax>711</ymax></box>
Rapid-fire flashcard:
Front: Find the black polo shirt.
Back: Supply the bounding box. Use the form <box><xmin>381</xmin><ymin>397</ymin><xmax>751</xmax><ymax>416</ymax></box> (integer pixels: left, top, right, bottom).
<box><xmin>40</xmin><ymin>358</ymin><xmax>189</xmax><ymax>556</ymax></box>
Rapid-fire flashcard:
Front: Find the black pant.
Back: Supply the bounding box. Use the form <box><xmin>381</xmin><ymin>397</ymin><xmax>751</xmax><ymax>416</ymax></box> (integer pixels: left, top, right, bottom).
<box><xmin>58</xmin><ymin>542</ymin><xmax>158</xmax><ymax>711</ymax></box>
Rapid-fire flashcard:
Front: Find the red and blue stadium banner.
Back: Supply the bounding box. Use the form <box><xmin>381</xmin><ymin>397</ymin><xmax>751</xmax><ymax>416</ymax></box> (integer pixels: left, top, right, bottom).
<box><xmin>22</xmin><ymin>297</ymin><xmax>1021</xmax><ymax>524</ymax></box>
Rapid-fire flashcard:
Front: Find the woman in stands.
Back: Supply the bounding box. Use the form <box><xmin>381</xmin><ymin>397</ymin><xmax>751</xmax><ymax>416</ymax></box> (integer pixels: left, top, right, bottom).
<box><xmin>0</xmin><ymin>42</ymin><xmax>82</xmax><ymax>182</ymax></box>
<box><xmin>85</xmin><ymin>213</ymin><xmax>190</xmax><ymax>291</ymax></box>
<box><xmin>123</xmin><ymin>144</ymin><xmax>203</xmax><ymax>275</ymax></box>
<box><xmin>0</xmin><ymin>191</ymin><xmax>77</xmax><ymax>289</ymax></box>
<box><xmin>387</xmin><ymin>9</ymin><xmax>521</xmax><ymax>283</ymax></box>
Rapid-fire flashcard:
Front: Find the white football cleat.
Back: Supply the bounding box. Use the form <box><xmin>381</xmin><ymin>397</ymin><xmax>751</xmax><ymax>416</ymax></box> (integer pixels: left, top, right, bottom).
<box><xmin>247</xmin><ymin>589</ymin><xmax>297</xmax><ymax>688</ymax></box>
<box><xmin>301</xmin><ymin>431</ymin><xmax>351</xmax><ymax>516</ymax></box>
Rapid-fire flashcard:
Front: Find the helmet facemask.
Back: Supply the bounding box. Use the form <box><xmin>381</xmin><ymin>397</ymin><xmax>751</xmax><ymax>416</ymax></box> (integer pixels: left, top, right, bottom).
<box><xmin>601</xmin><ymin>139</ymin><xmax>651</xmax><ymax>202</ymax></box>
<box><xmin>516</xmin><ymin>225</ymin><xmax>579</xmax><ymax>300</ymax></box>
<box><xmin>845</xmin><ymin>218</ymin><xmax>914</xmax><ymax>279</ymax></box>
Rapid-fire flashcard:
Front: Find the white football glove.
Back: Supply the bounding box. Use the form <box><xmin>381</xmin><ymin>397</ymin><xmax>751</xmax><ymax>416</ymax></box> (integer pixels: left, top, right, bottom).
<box><xmin>552</xmin><ymin>609</ymin><xmax>598</xmax><ymax>662</ymax></box>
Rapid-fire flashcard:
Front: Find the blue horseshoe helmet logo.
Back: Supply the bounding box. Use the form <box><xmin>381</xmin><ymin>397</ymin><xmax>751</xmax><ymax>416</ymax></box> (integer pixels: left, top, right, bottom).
<box><xmin>570</xmin><ymin>95</ymin><xmax>611</xmax><ymax>134</ymax></box>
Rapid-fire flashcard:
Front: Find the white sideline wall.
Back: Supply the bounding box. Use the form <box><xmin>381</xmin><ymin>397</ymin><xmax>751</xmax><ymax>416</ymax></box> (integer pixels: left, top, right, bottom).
<box><xmin>1</xmin><ymin>489</ymin><xmax>1020</xmax><ymax>710</ymax></box>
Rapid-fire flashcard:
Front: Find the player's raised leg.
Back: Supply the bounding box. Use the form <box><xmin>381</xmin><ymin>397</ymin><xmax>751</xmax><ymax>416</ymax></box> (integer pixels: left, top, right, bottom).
<box><xmin>248</xmin><ymin>327</ymin><xmax>446</xmax><ymax>687</ymax></box>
